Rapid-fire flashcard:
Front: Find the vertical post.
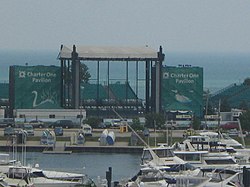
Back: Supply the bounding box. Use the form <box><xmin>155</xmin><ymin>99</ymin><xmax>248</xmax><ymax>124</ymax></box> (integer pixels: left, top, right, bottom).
<box><xmin>155</xmin><ymin>61</ymin><xmax>161</xmax><ymax>113</ymax></box>
<box><xmin>136</xmin><ymin>61</ymin><xmax>139</xmax><ymax>113</ymax></box>
<box><xmin>67</xmin><ymin>60</ymin><xmax>70</xmax><ymax>108</ymax></box>
<box><xmin>166</xmin><ymin>125</ymin><xmax>169</xmax><ymax>145</ymax></box>
<box><xmin>145</xmin><ymin>60</ymin><xmax>150</xmax><ymax>113</ymax></box>
<box><xmin>97</xmin><ymin>61</ymin><xmax>100</xmax><ymax>117</ymax></box>
<box><xmin>80</xmin><ymin>106</ymin><xmax>83</xmax><ymax>126</ymax></box>
<box><xmin>106</xmin><ymin>167</ymin><xmax>112</xmax><ymax>187</ymax></box>
<box><xmin>126</xmin><ymin>61</ymin><xmax>128</xmax><ymax>109</ymax></box>
<box><xmin>107</xmin><ymin>61</ymin><xmax>110</xmax><ymax>117</ymax></box>
<box><xmin>218</xmin><ymin>99</ymin><xmax>221</xmax><ymax>129</ymax></box>
<box><xmin>205</xmin><ymin>90</ymin><xmax>209</xmax><ymax>130</ymax></box>
<box><xmin>71</xmin><ymin>45</ymin><xmax>80</xmax><ymax>109</ymax></box>
<box><xmin>156</xmin><ymin>46</ymin><xmax>164</xmax><ymax>114</ymax></box>
<box><xmin>61</xmin><ymin>60</ymin><xmax>67</xmax><ymax>108</ymax></box>
<box><xmin>154</xmin><ymin>120</ymin><xmax>157</xmax><ymax>147</ymax></box>
<box><xmin>60</xmin><ymin>45</ymin><xmax>64</xmax><ymax>108</ymax></box>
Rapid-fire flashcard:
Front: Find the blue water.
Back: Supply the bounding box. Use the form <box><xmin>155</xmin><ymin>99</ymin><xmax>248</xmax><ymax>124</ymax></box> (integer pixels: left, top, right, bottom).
<box><xmin>10</xmin><ymin>151</ymin><xmax>141</xmax><ymax>182</ymax></box>
<box><xmin>1</xmin><ymin>50</ymin><xmax>250</xmax><ymax>95</ymax></box>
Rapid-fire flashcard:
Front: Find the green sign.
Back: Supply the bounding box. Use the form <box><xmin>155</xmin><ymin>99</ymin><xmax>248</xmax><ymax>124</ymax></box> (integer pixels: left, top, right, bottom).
<box><xmin>13</xmin><ymin>66</ymin><xmax>61</xmax><ymax>109</ymax></box>
<box><xmin>162</xmin><ymin>66</ymin><xmax>203</xmax><ymax>117</ymax></box>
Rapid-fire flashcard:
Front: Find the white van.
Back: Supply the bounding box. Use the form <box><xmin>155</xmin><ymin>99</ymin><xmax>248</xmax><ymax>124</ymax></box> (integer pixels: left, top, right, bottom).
<box><xmin>23</xmin><ymin>124</ymin><xmax>34</xmax><ymax>136</ymax></box>
<box><xmin>81</xmin><ymin>124</ymin><xmax>92</xmax><ymax>136</ymax></box>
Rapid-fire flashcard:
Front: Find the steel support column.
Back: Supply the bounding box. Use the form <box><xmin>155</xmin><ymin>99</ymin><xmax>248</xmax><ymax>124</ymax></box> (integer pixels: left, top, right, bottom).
<box><xmin>145</xmin><ymin>60</ymin><xmax>150</xmax><ymax>113</ymax></box>
<box><xmin>71</xmin><ymin>45</ymin><xmax>80</xmax><ymax>109</ymax></box>
<box><xmin>155</xmin><ymin>46</ymin><xmax>165</xmax><ymax>113</ymax></box>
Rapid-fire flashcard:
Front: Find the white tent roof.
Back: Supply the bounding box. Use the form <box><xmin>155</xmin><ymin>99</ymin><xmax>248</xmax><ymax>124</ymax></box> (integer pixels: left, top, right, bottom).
<box><xmin>59</xmin><ymin>45</ymin><xmax>159</xmax><ymax>60</ymax></box>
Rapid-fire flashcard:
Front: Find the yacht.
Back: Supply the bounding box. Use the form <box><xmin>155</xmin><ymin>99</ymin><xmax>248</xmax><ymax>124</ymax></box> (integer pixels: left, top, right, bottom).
<box><xmin>125</xmin><ymin>167</ymin><xmax>211</xmax><ymax>187</ymax></box>
<box><xmin>176</xmin><ymin>132</ymin><xmax>250</xmax><ymax>166</ymax></box>
<box><xmin>141</xmin><ymin>144</ymin><xmax>195</xmax><ymax>172</ymax></box>
<box><xmin>7</xmin><ymin>165</ymin><xmax>94</xmax><ymax>187</ymax></box>
<box><xmin>136</xmin><ymin>144</ymin><xmax>244</xmax><ymax>187</ymax></box>
<box><xmin>0</xmin><ymin>153</ymin><xmax>95</xmax><ymax>187</ymax></box>
<box><xmin>173</xmin><ymin>137</ymin><xmax>240</xmax><ymax>169</ymax></box>
<box><xmin>0</xmin><ymin>170</ymin><xmax>33</xmax><ymax>187</ymax></box>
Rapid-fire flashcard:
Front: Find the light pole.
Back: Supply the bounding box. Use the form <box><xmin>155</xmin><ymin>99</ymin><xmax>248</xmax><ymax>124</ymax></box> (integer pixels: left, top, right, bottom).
<box><xmin>205</xmin><ymin>90</ymin><xmax>210</xmax><ymax>130</ymax></box>
<box><xmin>79</xmin><ymin>106</ymin><xmax>83</xmax><ymax>127</ymax></box>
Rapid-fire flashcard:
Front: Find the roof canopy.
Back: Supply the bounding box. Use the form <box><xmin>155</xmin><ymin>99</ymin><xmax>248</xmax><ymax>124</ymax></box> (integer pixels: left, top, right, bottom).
<box><xmin>58</xmin><ymin>45</ymin><xmax>160</xmax><ymax>61</ymax></box>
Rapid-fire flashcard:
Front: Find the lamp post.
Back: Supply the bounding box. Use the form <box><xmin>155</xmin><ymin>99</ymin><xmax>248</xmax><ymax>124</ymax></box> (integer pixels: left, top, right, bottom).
<box><xmin>79</xmin><ymin>106</ymin><xmax>83</xmax><ymax>127</ymax></box>
<box><xmin>205</xmin><ymin>90</ymin><xmax>210</xmax><ymax>130</ymax></box>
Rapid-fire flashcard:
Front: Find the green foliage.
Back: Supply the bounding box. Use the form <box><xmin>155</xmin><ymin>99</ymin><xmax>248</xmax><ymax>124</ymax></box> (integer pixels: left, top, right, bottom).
<box><xmin>239</xmin><ymin>110</ymin><xmax>250</xmax><ymax>131</ymax></box>
<box><xmin>239</xmin><ymin>100</ymin><xmax>248</xmax><ymax>110</ymax></box>
<box><xmin>243</xmin><ymin>78</ymin><xmax>250</xmax><ymax>86</ymax></box>
<box><xmin>79</xmin><ymin>63</ymin><xmax>91</xmax><ymax>83</ymax></box>
<box><xmin>220</xmin><ymin>98</ymin><xmax>231</xmax><ymax>112</ymax></box>
<box><xmin>64</xmin><ymin>63</ymin><xmax>91</xmax><ymax>84</ymax></box>
<box><xmin>84</xmin><ymin>117</ymin><xmax>102</xmax><ymax>128</ymax></box>
<box><xmin>192</xmin><ymin>116</ymin><xmax>201</xmax><ymax>130</ymax></box>
<box><xmin>145</xmin><ymin>113</ymin><xmax>165</xmax><ymax>129</ymax></box>
<box><xmin>130</xmin><ymin>117</ymin><xmax>144</xmax><ymax>131</ymax></box>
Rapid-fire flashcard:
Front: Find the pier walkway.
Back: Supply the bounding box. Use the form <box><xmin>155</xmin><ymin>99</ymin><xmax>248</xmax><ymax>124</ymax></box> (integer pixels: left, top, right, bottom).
<box><xmin>0</xmin><ymin>128</ymin><xmax>185</xmax><ymax>153</ymax></box>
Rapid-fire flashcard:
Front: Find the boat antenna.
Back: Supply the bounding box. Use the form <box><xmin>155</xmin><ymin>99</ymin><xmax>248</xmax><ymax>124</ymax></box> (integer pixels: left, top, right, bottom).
<box><xmin>112</xmin><ymin>109</ymin><xmax>149</xmax><ymax>147</ymax></box>
<box><xmin>238</xmin><ymin>118</ymin><xmax>245</xmax><ymax>148</ymax></box>
<box><xmin>112</xmin><ymin>109</ymin><xmax>173</xmax><ymax>167</ymax></box>
<box><xmin>218</xmin><ymin>99</ymin><xmax>221</xmax><ymax>130</ymax></box>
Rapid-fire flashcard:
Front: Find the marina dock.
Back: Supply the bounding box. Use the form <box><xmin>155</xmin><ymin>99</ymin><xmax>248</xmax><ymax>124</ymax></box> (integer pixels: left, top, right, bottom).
<box><xmin>0</xmin><ymin>128</ymin><xmax>179</xmax><ymax>153</ymax></box>
<box><xmin>0</xmin><ymin>139</ymin><xmax>143</xmax><ymax>154</ymax></box>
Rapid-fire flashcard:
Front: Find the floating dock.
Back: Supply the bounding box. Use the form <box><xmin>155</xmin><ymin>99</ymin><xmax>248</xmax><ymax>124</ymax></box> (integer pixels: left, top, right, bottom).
<box><xmin>0</xmin><ymin>141</ymin><xmax>143</xmax><ymax>154</ymax></box>
<box><xmin>42</xmin><ymin>150</ymin><xmax>72</xmax><ymax>154</ymax></box>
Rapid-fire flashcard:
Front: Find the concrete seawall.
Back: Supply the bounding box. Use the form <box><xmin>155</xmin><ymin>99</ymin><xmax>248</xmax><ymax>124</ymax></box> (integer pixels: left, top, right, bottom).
<box><xmin>0</xmin><ymin>140</ymin><xmax>143</xmax><ymax>154</ymax></box>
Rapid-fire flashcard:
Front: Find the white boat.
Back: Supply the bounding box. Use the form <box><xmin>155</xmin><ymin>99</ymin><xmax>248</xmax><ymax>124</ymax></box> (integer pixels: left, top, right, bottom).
<box><xmin>125</xmin><ymin>167</ymin><xmax>211</xmax><ymax>187</ymax></box>
<box><xmin>0</xmin><ymin>170</ymin><xmax>34</xmax><ymax>187</ymax></box>
<box><xmin>175</xmin><ymin>132</ymin><xmax>250</xmax><ymax>167</ymax></box>
<box><xmin>6</xmin><ymin>166</ymin><xmax>34</xmax><ymax>186</ymax></box>
<box><xmin>30</xmin><ymin>177</ymin><xmax>88</xmax><ymax>187</ymax></box>
<box><xmin>31</xmin><ymin>167</ymin><xmax>86</xmax><ymax>181</ymax></box>
<box><xmin>0</xmin><ymin>153</ymin><xmax>95</xmax><ymax>187</ymax></box>
<box><xmin>7</xmin><ymin>165</ymin><xmax>94</xmax><ymax>187</ymax></box>
<box><xmin>195</xmin><ymin>168</ymin><xmax>243</xmax><ymax>187</ymax></box>
<box><xmin>134</xmin><ymin>144</ymin><xmax>244</xmax><ymax>187</ymax></box>
<box><xmin>141</xmin><ymin>144</ymin><xmax>195</xmax><ymax>172</ymax></box>
<box><xmin>173</xmin><ymin>140</ymin><xmax>240</xmax><ymax>169</ymax></box>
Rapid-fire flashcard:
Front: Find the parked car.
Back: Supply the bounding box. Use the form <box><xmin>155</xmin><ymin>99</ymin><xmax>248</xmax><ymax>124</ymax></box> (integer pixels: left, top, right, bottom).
<box><xmin>143</xmin><ymin>128</ymin><xmax>150</xmax><ymax>137</ymax></box>
<box><xmin>80</xmin><ymin>124</ymin><xmax>92</xmax><ymax>136</ymax></box>
<box><xmin>49</xmin><ymin>120</ymin><xmax>74</xmax><ymax>129</ymax></box>
<box><xmin>23</xmin><ymin>124</ymin><xmax>34</xmax><ymax>136</ymax></box>
<box><xmin>165</xmin><ymin>121</ymin><xmax>178</xmax><ymax>129</ymax></box>
<box><xmin>4</xmin><ymin>127</ymin><xmax>16</xmax><ymax>136</ymax></box>
<box><xmin>0</xmin><ymin>118</ymin><xmax>14</xmax><ymax>128</ymax></box>
<box><xmin>54</xmin><ymin>127</ymin><xmax>63</xmax><ymax>136</ymax></box>
<box><xmin>29</xmin><ymin>120</ymin><xmax>45</xmax><ymax>128</ymax></box>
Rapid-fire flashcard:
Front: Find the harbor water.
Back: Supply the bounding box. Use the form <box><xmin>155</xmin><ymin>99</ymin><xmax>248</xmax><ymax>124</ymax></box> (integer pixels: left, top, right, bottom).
<box><xmin>9</xmin><ymin>151</ymin><xmax>141</xmax><ymax>182</ymax></box>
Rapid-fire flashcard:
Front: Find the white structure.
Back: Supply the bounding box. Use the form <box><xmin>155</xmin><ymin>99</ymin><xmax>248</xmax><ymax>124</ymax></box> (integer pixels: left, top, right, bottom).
<box><xmin>0</xmin><ymin>108</ymin><xmax>4</xmax><ymax>118</ymax></box>
<box><xmin>13</xmin><ymin>109</ymin><xmax>86</xmax><ymax>122</ymax></box>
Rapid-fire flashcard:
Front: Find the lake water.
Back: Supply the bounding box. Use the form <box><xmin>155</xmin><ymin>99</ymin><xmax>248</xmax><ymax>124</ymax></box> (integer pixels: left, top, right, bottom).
<box><xmin>9</xmin><ymin>151</ymin><xmax>141</xmax><ymax>182</ymax></box>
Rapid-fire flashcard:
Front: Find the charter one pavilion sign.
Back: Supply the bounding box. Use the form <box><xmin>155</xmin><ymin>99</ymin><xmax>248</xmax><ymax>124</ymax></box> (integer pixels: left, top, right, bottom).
<box><xmin>163</xmin><ymin>71</ymin><xmax>200</xmax><ymax>84</ymax></box>
<box><xmin>18</xmin><ymin>70</ymin><xmax>57</xmax><ymax>83</ymax></box>
<box><xmin>12</xmin><ymin>66</ymin><xmax>61</xmax><ymax>109</ymax></box>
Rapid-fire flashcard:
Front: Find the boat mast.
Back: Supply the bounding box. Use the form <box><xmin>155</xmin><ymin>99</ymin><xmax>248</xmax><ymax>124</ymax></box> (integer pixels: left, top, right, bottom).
<box><xmin>112</xmin><ymin>109</ymin><xmax>149</xmax><ymax>147</ymax></box>
<box><xmin>238</xmin><ymin>118</ymin><xmax>246</xmax><ymax>148</ymax></box>
<box><xmin>218</xmin><ymin>99</ymin><xmax>221</xmax><ymax>130</ymax></box>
